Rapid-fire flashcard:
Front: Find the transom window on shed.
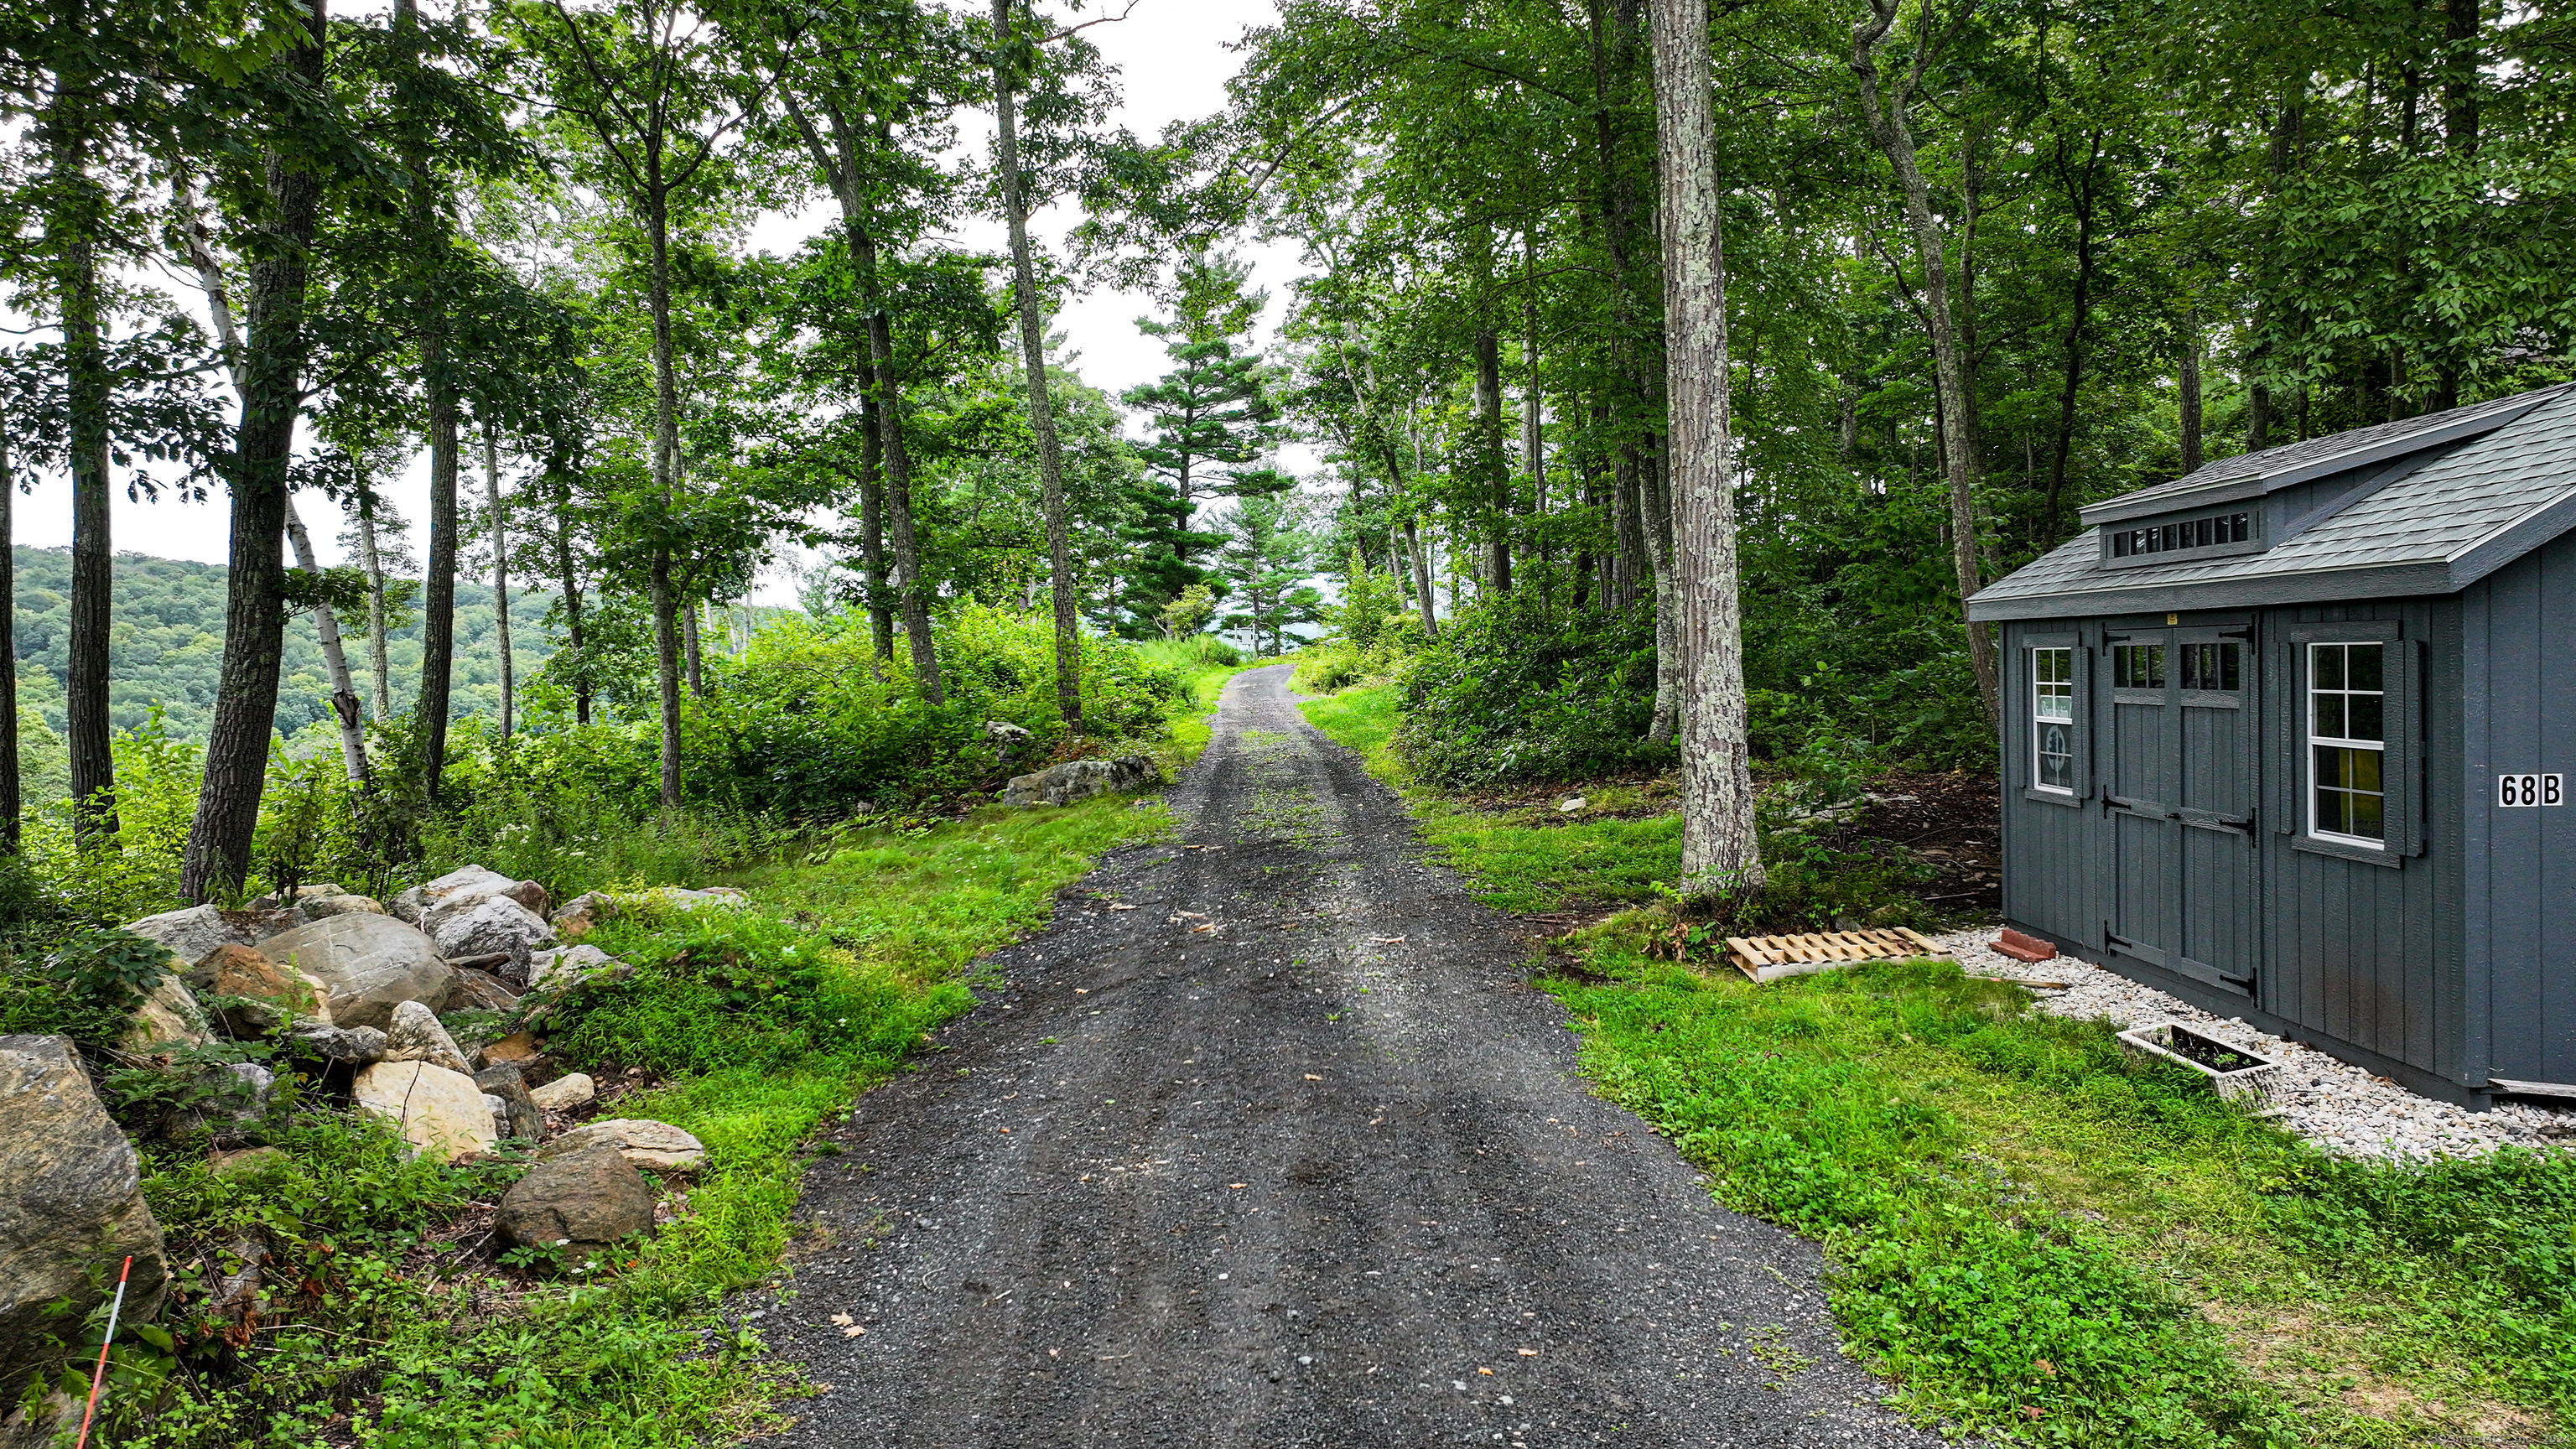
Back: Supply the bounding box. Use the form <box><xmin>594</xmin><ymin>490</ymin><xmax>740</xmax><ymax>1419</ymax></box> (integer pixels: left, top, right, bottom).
<box><xmin>2310</xmin><ymin>642</ymin><xmax>2386</xmax><ymax>846</ymax></box>
<box><xmin>2107</xmin><ymin>512</ymin><xmax>2253</xmax><ymax>559</ymax></box>
<box><xmin>2032</xmin><ymin>648</ymin><xmax>2075</xmax><ymax>792</ymax></box>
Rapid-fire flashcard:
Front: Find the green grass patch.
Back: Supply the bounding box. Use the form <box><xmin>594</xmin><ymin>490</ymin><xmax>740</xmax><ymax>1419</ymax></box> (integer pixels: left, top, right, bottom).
<box><xmin>1550</xmin><ymin>930</ymin><xmax>2576</xmax><ymax>1446</ymax></box>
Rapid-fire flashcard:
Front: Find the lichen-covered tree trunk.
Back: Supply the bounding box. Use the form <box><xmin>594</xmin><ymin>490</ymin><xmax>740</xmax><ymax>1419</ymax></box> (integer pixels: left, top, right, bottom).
<box><xmin>1649</xmin><ymin>0</ymin><xmax>1763</xmax><ymax>896</ymax></box>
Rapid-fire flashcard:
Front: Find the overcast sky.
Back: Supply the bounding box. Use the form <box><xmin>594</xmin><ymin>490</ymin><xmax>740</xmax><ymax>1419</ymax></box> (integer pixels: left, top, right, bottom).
<box><xmin>17</xmin><ymin>0</ymin><xmax>1301</xmax><ymax>603</ymax></box>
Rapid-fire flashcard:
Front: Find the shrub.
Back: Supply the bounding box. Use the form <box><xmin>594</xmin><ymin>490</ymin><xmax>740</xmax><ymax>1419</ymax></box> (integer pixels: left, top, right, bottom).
<box><xmin>1394</xmin><ymin>594</ymin><xmax>1670</xmax><ymax>787</ymax></box>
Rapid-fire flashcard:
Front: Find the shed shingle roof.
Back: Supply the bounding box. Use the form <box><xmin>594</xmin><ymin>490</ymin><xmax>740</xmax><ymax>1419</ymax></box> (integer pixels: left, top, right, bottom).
<box><xmin>1971</xmin><ymin>383</ymin><xmax>2576</xmax><ymax>621</ymax></box>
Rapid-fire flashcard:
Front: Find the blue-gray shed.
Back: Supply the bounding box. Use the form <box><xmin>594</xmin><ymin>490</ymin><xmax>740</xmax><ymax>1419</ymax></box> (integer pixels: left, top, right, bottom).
<box><xmin>1968</xmin><ymin>382</ymin><xmax>2576</xmax><ymax>1107</ymax></box>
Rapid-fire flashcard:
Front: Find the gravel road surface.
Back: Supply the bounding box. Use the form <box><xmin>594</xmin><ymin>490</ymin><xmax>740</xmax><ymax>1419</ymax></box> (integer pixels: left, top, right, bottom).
<box><xmin>750</xmin><ymin>665</ymin><xmax>1945</xmax><ymax>1448</ymax></box>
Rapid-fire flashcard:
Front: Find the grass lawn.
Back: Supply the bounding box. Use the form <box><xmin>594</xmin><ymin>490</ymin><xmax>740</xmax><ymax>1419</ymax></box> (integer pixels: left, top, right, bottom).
<box><xmin>1299</xmin><ymin>681</ymin><xmax>2576</xmax><ymax>1449</ymax></box>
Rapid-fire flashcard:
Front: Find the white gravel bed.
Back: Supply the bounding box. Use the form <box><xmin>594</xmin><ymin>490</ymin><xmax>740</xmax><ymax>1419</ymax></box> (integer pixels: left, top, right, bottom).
<box><xmin>1929</xmin><ymin>927</ymin><xmax>2576</xmax><ymax>1161</ymax></box>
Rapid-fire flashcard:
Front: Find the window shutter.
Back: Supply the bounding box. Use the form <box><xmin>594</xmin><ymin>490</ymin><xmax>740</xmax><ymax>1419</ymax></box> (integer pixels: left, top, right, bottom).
<box><xmin>2396</xmin><ymin>638</ymin><xmax>2426</xmax><ymax>857</ymax></box>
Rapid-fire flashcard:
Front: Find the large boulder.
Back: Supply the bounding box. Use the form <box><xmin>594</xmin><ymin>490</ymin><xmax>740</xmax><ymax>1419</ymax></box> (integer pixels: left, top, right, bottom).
<box><xmin>184</xmin><ymin>944</ymin><xmax>327</xmax><ymax>1035</ymax></box>
<box><xmin>537</xmin><ymin>1118</ymin><xmax>705</xmax><ymax>1173</ymax></box>
<box><xmin>450</xmin><ymin>968</ymin><xmax>520</xmax><ymax>1012</ymax></box>
<box><xmin>0</xmin><ymin>1036</ymin><xmax>169</xmax><ymax>1400</ymax></box>
<box><xmin>389</xmin><ymin>865</ymin><xmax>546</xmax><ymax>927</ymax></box>
<box><xmin>299</xmin><ymin>893</ymin><xmax>388</xmax><ymax>923</ymax></box>
<box><xmin>119</xmin><ymin>974</ymin><xmax>214</xmax><ymax>1053</ymax></box>
<box><xmin>381</xmin><ymin>1001</ymin><xmax>471</xmax><ymax>1073</ymax></box>
<box><xmin>548</xmin><ymin>892</ymin><xmax>615</xmax><ymax>939</ymax></box>
<box><xmin>122</xmin><ymin>904</ymin><xmax>290</xmax><ymax>963</ymax></box>
<box><xmin>259</xmin><ymin>913</ymin><xmax>455</xmax><ymax>1031</ymax></box>
<box><xmin>423</xmin><ymin>894</ymin><xmax>554</xmax><ymax>975</ymax></box>
<box><xmin>352</xmin><ymin>1060</ymin><xmax>496</xmax><ymax>1161</ymax></box>
<box><xmin>1000</xmin><ymin>756</ymin><xmax>1159</xmax><ymax>808</ymax></box>
<box><xmin>496</xmin><ymin>1143</ymin><xmax>654</xmax><ymax>1260</ymax></box>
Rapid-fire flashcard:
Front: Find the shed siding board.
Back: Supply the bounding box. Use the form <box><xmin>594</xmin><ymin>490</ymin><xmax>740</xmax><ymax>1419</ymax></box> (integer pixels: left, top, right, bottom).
<box><xmin>2261</xmin><ymin>600</ymin><xmax>2452</xmax><ymax>1079</ymax></box>
<box><xmin>2001</xmin><ymin>622</ymin><xmax>2097</xmax><ymax>951</ymax></box>
<box><xmin>2465</xmin><ymin>538</ymin><xmax>2576</xmax><ymax>1084</ymax></box>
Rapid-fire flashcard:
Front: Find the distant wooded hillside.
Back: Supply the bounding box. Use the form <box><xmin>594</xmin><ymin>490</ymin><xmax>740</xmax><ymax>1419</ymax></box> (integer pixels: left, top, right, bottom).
<box><xmin>14</xmin><ymin>546</ymin><xmax>558</xmax><ymax>743</ymax></box>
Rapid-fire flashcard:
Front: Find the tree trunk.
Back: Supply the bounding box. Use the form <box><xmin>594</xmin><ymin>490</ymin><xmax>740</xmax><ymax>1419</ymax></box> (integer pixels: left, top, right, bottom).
<box><xmin>1649</xmin><ymin>0</ymin><xmax>1763</xmax><ymax>896</ymax></box>
<box><xmin>182</xmin><ymin>0</ymin><xmax>328</xmax><ymax>903</ymax></box>
<box><xmin>360</xmin><ymin>503</ymin><xmax>392</xmax><ymax>721</ymax></box>
<box><xmin>0</xmin><ymin>437</ymin><xmax>19</xmax><ymax>852</ymax></box>
<box><xmin>993</xmin><ymin>0</ymin><xmax>1081</xmax><ymax>732</ymax></box>
<box><xmin>1405</xmin><ymin>517</ymin><xmax>1436</xmax><ymax>637</ymax></box>
<box><xmin>2179</xmin><ymin>309</ymin><xmax>2204</xmax><ymax>475</ymax></box>
<box><xmin>1644</xmin><ymin>441</ymin><xmax>1681</xmax><ymax>743</ymax></box>
<box><xmin>397</xmin><ymin>0</ymin><xmax>460</xmax><ymax>798</ymax></box>
<box><xmin>683</xmin><ymin>602</ymin><xmax>704</xmax><ymax>697</ymax></box>
<box><xmin>1853</xmin><ymin>0</ymin><xmax>2000</xmax><ymax>724</ymax></box>
<box><xmin>483</xmin><ymin>423</ymin><xmax>512</xmax><ymax>737</ymax></box>
<box><xmin>1474</xmin><ymin>325</ymin><xmax>1511</xmax><ymax>595</ymax></box>
<box><xmin>867</xmin><ymin>309</ymin><xmax>942</xmax><ymax>702</ymax></box>
<box><xmin>286</xmin><ymin>501</ymin><xmax>369</xmax><ymax>781</ymax></box>
<box><xmin>784</xmin><ymin>90</ymin><xmax>942</xmax><ymax>701</ymax></box>
<box><xmin>49</xmin><ymin>113</ymin><xmax>114</xmax><ymax>841</ymax></box>
<box><xmin>2043</xmin><ymin>138</ymin><xmax>2101</xmax><ymax>530</ymax></box>
<box><xmin>177</xmin><ymin>171</ymin><xmax>368</xmax><ymax>781</ymax></box>
<box><xmin>551</xmin><ymin>478</ymin><xmax>588</xmax><ymax>725</ymax></box>
<box><xmin>858</xmin><ymin>361</ymin><xmax>895</xmax><ymax>660</ymax></box>
<box><xmin>645</xmin><ymin>187</ymin><xmax>686</xmax><ymax>813</ymax></box>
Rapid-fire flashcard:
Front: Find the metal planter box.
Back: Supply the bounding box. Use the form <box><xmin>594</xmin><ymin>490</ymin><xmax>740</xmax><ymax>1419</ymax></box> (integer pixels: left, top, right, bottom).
<box><xmin>2117</xmin><ymin>1021</ymin><xmax>2282</xmax><ymax>1110</ymax></box>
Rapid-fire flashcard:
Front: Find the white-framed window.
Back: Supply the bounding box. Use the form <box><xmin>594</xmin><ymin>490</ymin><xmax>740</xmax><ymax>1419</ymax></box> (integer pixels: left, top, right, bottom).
<box><xmin>2309</xmin><ymin>641</ymin><xmax>2386</xmax><ymax>846</ymax></box>
<box><xmin>2033</xmin><ymin>647</ymin><xmax>2075</xmax><ymax>792</ymax></box>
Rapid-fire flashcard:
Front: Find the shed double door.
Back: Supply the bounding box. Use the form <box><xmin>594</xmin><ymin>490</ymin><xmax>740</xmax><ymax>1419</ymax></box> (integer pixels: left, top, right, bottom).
<box><xmin>2101</xmin><ymin>625</ymin><xmax>2262</xmax><ymax>994</ymax></box>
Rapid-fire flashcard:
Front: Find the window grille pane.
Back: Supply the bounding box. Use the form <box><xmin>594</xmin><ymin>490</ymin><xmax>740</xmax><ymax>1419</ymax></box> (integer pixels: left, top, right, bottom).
<box><xmin>2314</xmin><ymin>645</ymin><xmax>2344</xmax><ymax>689</ymax></box>
<box><xmin>2351</xmin><ymin>792</ymin><xmax>2384</xmax><ymax>839</ymax></box>
<box><xmin>2220</xmin><ymin>642</ymin><xmax>2241</xmax><ymax>689</ymax></box>
<box><xmin>2314</xmin><ymin>693</ymin><xmax>2345</xmax><ymax>740</ymax></box>
<box><xmin>2349</xmin><ymin>644</ymin><xmax>2383</xmax><ymax>691</ymax></box>
<box><xmin>2347</xmin><ymin>693</ymin><xmax>2383</xmax><ymax>742</ymax></box>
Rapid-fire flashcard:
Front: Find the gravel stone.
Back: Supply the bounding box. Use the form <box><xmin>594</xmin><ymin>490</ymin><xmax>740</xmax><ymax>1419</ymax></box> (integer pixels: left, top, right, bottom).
<box><xmin>1935</xmin><ymin>929</ymin><xmax>2576</xmax><ymax>1160</ymax></box>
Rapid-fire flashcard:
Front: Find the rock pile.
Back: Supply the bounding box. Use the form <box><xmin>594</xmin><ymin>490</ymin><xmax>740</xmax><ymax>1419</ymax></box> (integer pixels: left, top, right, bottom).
<box><xmin>1</xmin><ymin>870</ymin><xmax>755</xmax><ymax>1407</ymax></box>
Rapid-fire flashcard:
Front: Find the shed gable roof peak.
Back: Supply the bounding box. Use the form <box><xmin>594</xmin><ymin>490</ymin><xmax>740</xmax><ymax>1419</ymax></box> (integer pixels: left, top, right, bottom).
<box><xmin>2078</xmin><ymin>382</ymin><xmax>2576</xmax><ymax>527</ymax></box>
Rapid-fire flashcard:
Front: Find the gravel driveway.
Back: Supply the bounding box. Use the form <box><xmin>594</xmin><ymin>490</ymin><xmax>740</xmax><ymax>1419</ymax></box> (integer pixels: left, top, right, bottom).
<box><xmin>750</xmin><ymin>665</ymin><xmax>1947</xmax><ymax>1448</ymax></box>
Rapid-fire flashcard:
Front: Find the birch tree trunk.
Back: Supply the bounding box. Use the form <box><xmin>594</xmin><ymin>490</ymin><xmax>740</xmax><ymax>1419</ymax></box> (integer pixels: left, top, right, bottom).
<box><xmin>992</xmin><ymin>0</ymin><xmax>1081</xmax><ymax>730</ymax></box>
<box><xmin>646</xmin><ymin>190</ymin><xmax>685</xmax><ymax>813</ymax></box>
<box><xmin>1649</xmin><ymin>0</ymin><xmax>1763</xmax><ymax>896</ymax></box>
<box><xmin>1853</xmin><ymin>0</ymin><xmax>2001</xmax><ymax>724</ymax></box>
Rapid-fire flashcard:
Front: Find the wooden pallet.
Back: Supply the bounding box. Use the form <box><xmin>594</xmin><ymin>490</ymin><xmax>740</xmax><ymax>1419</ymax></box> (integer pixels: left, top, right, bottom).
<box><xmin>1725</xmin><ymin>927</ymin><xmax>1950</xmax><ymax>983</ymax></box>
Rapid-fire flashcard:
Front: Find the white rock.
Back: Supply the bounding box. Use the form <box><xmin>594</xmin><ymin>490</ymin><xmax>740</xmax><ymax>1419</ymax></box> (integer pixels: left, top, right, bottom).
<box><xmin>381</xmin><ymin>1000</ymin><xmax>471</xmax><ymax>1073</ymax></box>
<box><xmin>122</xmin><ymin>905</ymin><xmax>260</xmax><ymax>964</ymax></box>
<box><xmin>352</xmin><ymin>1060</ymin><xmax>497</xmax><ymax>1161</ymax></box>
<box><xmin>538</xmin><ymin>1118</ymin><xmax>704</xmax><ymax>1172</ymax></box>
<box><xmin>528</xmin><ymin>944</ymin><xmax>617</xmax><ymax>993</ymax></box>
<box><xmin>423</xmin><ymin>893</ymin><xmax>555</xmax><ymax>967</ymax></box>
<box><xmin>389</xmin><ymin>865</ymin><xmax>529</xmax><ymax>926</ymax></box>
<box><xmin>529</xmin><ymin>1072</ymin><xmax>595</xmax><ymax>1111</ymax></box>
<box><xmin>261</xmin><ymin>914</ymin><xmax>456</xmax><ymax>1031</ymax></box>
